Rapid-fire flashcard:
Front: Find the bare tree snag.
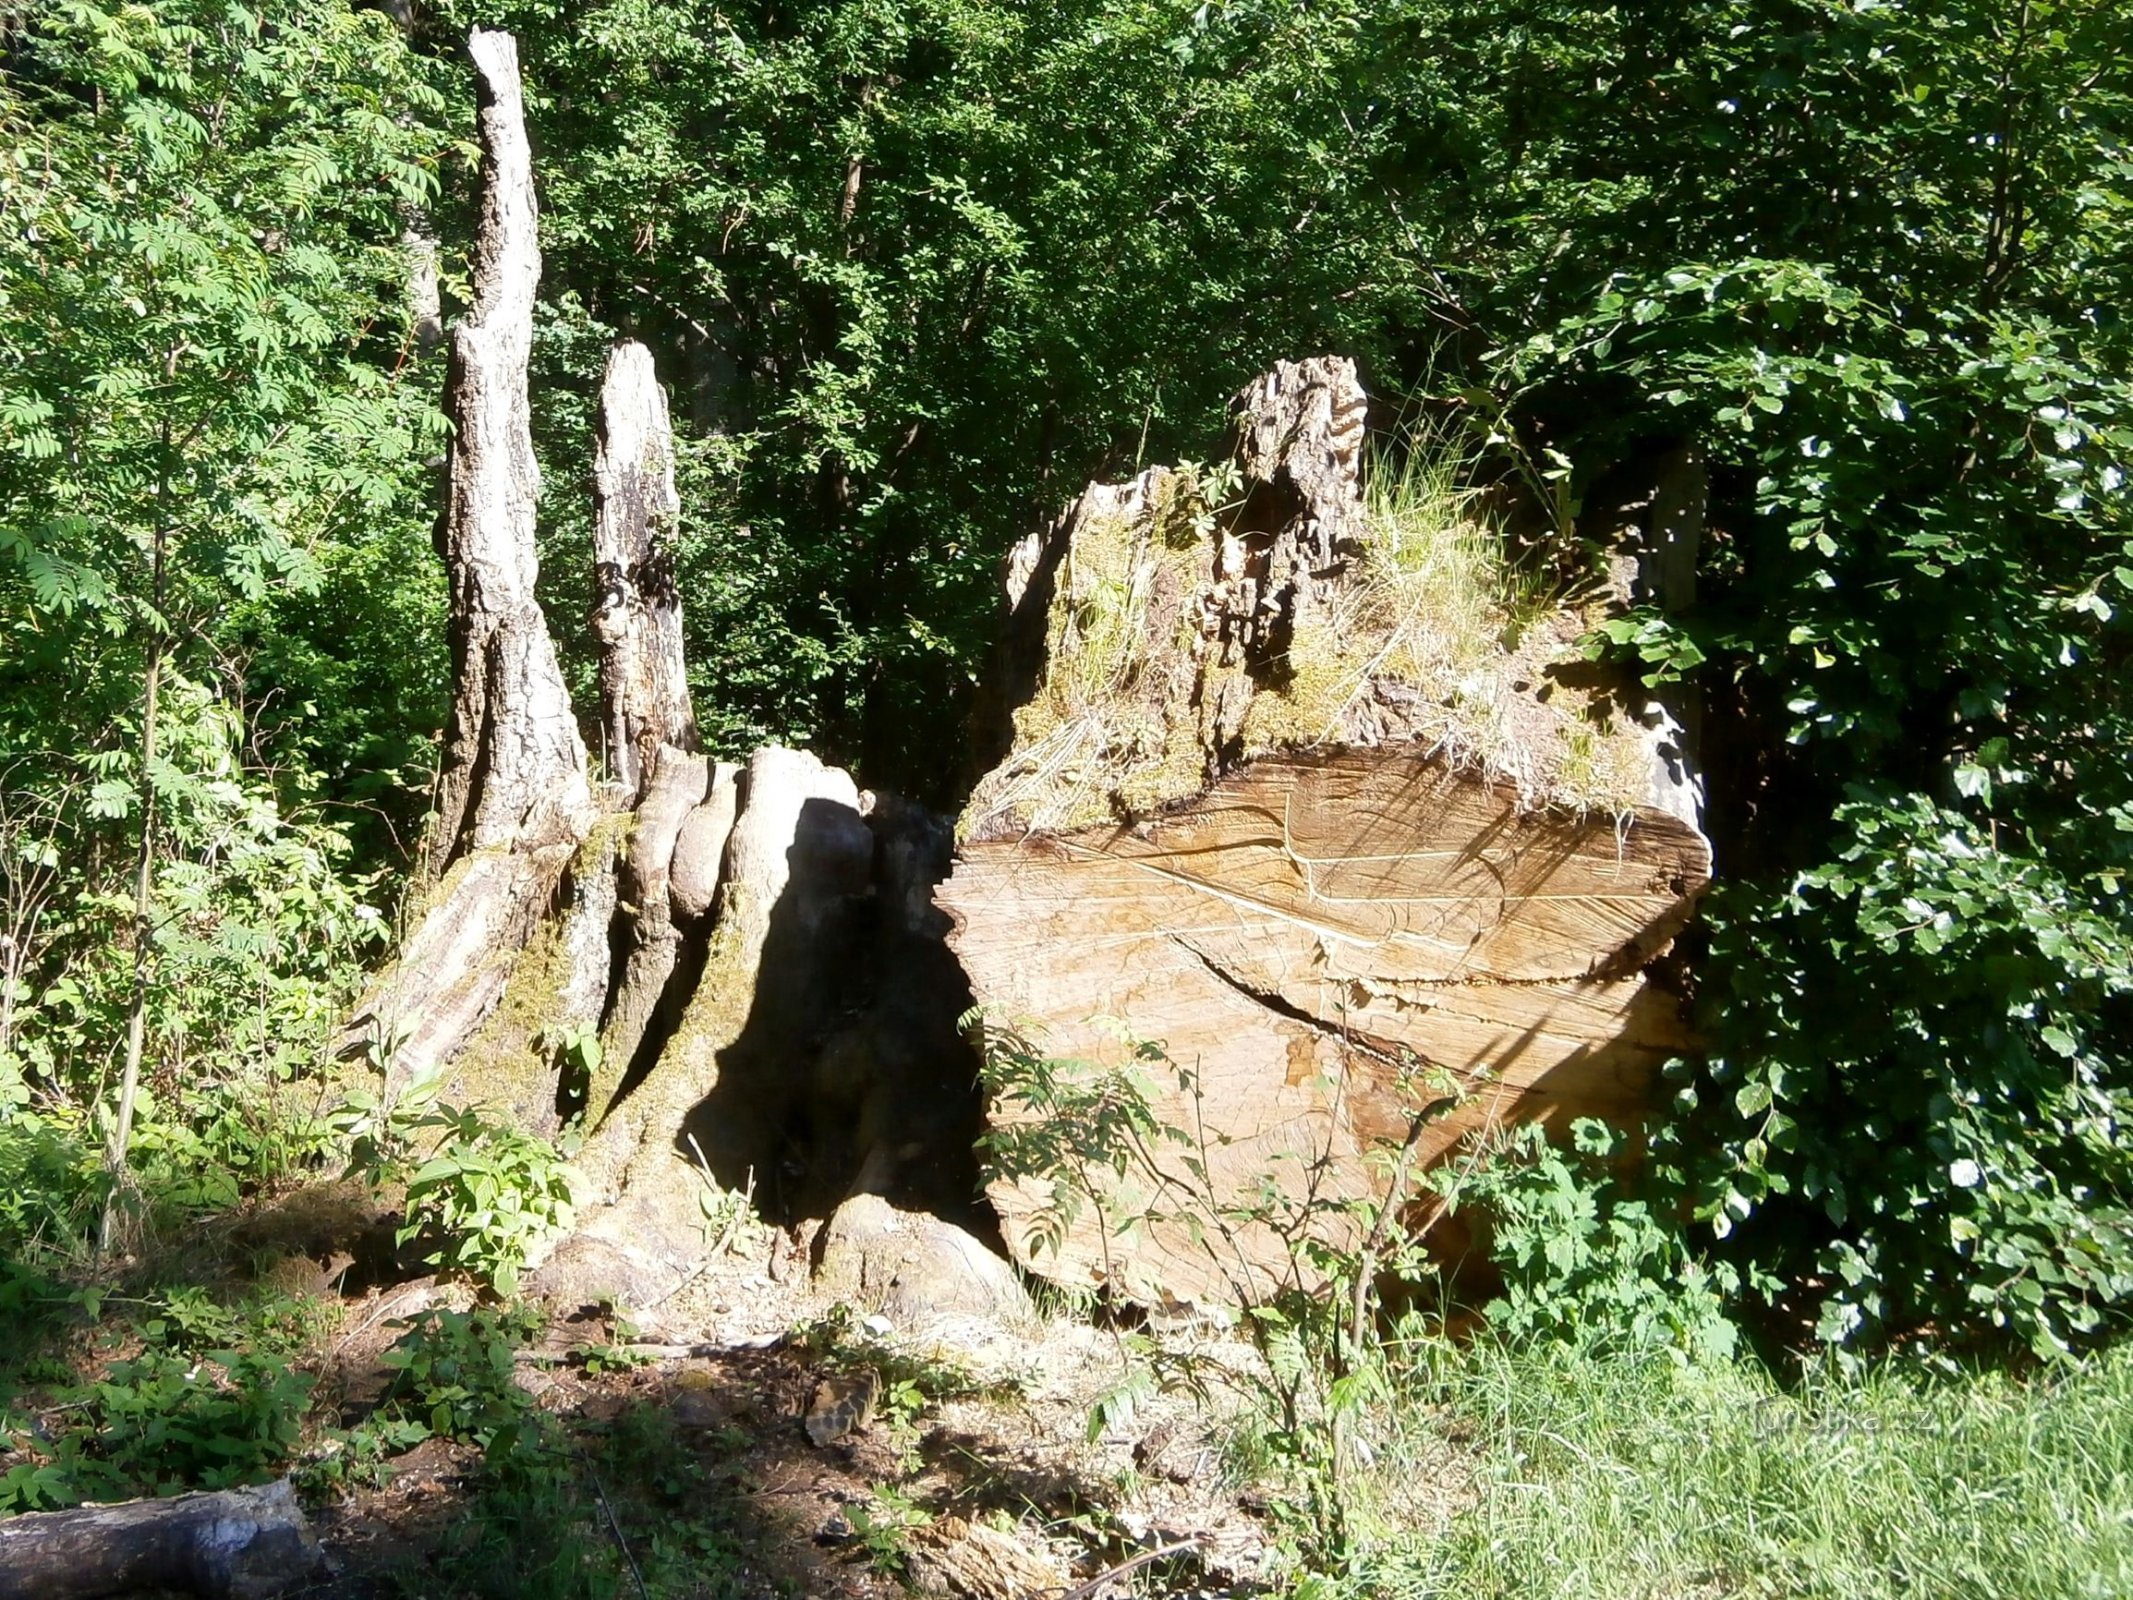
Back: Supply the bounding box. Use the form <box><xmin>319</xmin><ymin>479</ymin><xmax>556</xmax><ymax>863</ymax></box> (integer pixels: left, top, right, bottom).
<box><xmin>428</xmin><ymin>28</ymin><xmax>587</xmax><ymax>873</ymax></box>
<box><xmin>347</xmin><ymin>36</ymin><xmax>988</xmax><ymax>1316</ymax></box>
<box><xmin>0</xmin><ymin>1478</ymin><xmax>321</xmax><ymax>1600</ymax></box>
<box><xmin>592</xmin><ymin>340</ymin><xmax>695</xmax><ymax>799</ymax></box>
<box><xmin>344</xmin><ymin>28</ymin><xmax>591</xmax><ymax>1086</ymax></box>
<box><xmin>942</xmin><ymin>357</ymin><xmax>1714</xmax><ymax>1305</ymax></box>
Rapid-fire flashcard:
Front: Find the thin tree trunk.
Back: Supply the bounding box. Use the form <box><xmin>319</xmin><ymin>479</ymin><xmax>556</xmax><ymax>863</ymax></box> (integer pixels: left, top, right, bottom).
<box><xmin>102</xmin><ymin>433</ymin><xmax>169</xmax><ymax>1253</ymax></box>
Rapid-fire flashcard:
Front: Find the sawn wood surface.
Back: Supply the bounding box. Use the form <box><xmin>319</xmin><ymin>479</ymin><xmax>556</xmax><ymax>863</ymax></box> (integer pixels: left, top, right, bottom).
<box><xmin>940</xmin><ymin>747</ymin><xmax>1711</xmax><ymax>1303</ymax></box>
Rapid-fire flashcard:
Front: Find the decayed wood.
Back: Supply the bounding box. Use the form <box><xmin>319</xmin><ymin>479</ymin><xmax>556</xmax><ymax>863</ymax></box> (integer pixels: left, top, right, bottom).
<box><xmin>344</xmin><ymin>29</ymin><xmax>591</xmax><ymax>1085</ymax></box>
<box><xmin>904</xmin><ymin>1516</ymin><xmax>1070</xmax><ymax>1600</ymax></box>
<box><xmin>592</xmin><ymin>340</ymin><xmax>695</xmax><ymax>800</ymax></box>
<box><xmin>669</xmin><ymin>759</ymin><xmax>740</xmax><ymax>921</ymax></box>
<box><xmin>428</xmin><ymin>28</ymin><xmax>588</xmax><ymax>874</ymax></box>
<box><xmin>943</xmin><ymin>356</ymin><xmax>1713</xmax><ymax>1304</ymax></box>
<box><xmin>0</xmin><ymin>1478</ymin><xmax>321</xmax><ymax>1600</ymax></box>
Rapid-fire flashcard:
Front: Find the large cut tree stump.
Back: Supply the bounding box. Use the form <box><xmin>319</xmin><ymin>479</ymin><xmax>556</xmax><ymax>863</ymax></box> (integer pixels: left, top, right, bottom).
<box><xmin>0</xmin><ymin>1479</ymin><xmax>320</xmax><ymax>1600</ymax></box>
<box><xmin>941</xmin><ymin>356</ymin><xmax>1713</xmax><ymax>1305</ymax></box>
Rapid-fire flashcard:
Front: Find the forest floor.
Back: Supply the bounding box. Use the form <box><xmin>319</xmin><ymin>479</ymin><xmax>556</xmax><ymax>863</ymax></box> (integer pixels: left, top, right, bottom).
<box><xmin>9</xmin><ymin>1181</ymin><xmax>2133</xmax><ymax>1598</ymax></box>
<box><xmin>280</xmin><ymin>1217</ymin><xmax>1300</xmax><ymax>1599</ymax></box>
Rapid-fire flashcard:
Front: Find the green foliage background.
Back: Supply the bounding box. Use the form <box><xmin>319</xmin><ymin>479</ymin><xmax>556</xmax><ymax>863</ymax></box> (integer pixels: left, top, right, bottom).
<box><xmin>1</xmin><ymin>0</ymin><xmax>2128</xmax><ymax>1356</ymax></box>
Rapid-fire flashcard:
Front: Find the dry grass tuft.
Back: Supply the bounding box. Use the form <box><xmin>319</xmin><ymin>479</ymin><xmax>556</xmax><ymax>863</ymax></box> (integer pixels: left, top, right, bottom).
<box><xmin>1239</xmin><ymin>439</ymin><xmax>1652</xmax><ymax>813</ymax></box>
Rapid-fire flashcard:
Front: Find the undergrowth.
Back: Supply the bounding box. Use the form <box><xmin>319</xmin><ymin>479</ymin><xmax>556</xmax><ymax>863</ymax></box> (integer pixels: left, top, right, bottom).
<box><xmin>980</xmin><ymin>1012</ymin><xmax>2133</xmax><ymax>1596</ymax></box>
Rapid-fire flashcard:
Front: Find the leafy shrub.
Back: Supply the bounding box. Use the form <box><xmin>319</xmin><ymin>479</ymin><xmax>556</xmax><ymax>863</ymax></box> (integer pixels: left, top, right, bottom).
<box><xmin>1</xmin><ymin>1348</ymin><xmax>315</xmax><ymax>1511</ymax></box>
<box><xmin>399</xmin><ymin>1108</ymin><xmax>576</xmax><ymax>1297</ymax></box>
<box><xmin>82</xmin><ymin>1350</ymin><xmax>314</xmax><ymax>1493</ymax></box>
<box><xmin>298</xmin><ymin>1307</ymin><xmax>542</xmax><ymax>1499</ymax></box>
<box><xmin>1668</xmin><ymin>798</ymin><xmax>2133</xmax><ymax>1361</ymax></box>
<box><xmin>337</xmin><ymin>1064</ymin><xmax>577</xmax><ymax>1295</ymax></box>
<box><xmin>377</xmin><ymin>1305</ymin><xmax>542</xmax><ymax>1448</ymax></box>
<box><xmin>1434</xmin><ymin>1119</ymin><xmax>1738</xmax><ymax>1363</ymax></box>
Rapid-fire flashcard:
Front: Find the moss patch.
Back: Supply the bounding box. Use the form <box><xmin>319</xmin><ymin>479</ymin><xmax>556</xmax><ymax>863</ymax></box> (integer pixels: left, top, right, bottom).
<box><xmin>444</xmin><ymin>815</ymin><xmax>634</xmax><ymax>1132</ymax></box>
<box><xmin>964</xmin><ymin>449</ymin><xmax>1656</xmax><ymax>841</ymax></box>
<box><xmin>448</xmin><ymin>912</ymin><xmax>572</xmax><ymax>1131</ymax></box>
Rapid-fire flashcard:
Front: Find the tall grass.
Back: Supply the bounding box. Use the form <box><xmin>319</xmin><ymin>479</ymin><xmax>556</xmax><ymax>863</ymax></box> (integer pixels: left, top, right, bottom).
<box><xmin>1242</xmin><ymin>431</ymin><xmax>1651</xmax><ymax>813</ymax></box>
<box><xmin>1340</xmin><ymin>1337</ymin><xmax>2133</xmax><ymax>1598</ymax></box>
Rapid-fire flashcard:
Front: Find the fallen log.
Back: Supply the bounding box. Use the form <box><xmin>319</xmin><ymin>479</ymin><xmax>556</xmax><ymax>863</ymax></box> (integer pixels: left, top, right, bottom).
<box><xmin>0</xmin><ymin>1479</ymin><xmax>321</xmax><ymax>1600</ymax></box>
<box><xmin>941</xmin><ymin>356</ymin><xmax>1712</xmax><ymax>1305</ymax></box>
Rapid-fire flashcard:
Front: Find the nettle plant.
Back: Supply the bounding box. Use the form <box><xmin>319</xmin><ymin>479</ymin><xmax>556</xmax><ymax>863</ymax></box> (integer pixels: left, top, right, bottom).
<box><xmin>336</xmin><ymin>1039</ymin><xmax>576</xmax><ymax>1296</ymax></box>
<box><xmin>1429</xmin><ymin>1118</ymin><xmax>1739</xmax><ymax>1363</ymax></box>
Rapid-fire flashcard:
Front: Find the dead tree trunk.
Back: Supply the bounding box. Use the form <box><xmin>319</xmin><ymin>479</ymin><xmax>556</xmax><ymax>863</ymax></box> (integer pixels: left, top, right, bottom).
<box><xmin>0</xmin><ymin>1479</ymin><xmax>321</xmax><ymax>1600</ymax></box>
<box><xmin>426</xmin><ymin>27</ymin><xmax>586</xmax><ymax>872</ymax></box>
<box><xmin>591</xmin><ymin>339</ymin><xmax>695</xmax><ymax>799</ymax></box>
<box><xmin>579</xmin><ymin>341</ymin><xmax>708</xmax><ymax>1101</ymax></box>
<box><xmin>536</xmin><ymin>745</ymin><xmax>891</xmax><ymax>1307</ymax></box>
<box><xmin>942</xmin><ymin>357</ymin><xmax>1714</xmax><ymax>1306</ymax></box>
<box><xmin>344</xmin><ymin>27</ymin><xmax>591</xmax><ymax>1086</ymax></box>
<box><xmin>344</xmin><ymin>36</ymin><xmax>984</xmax><ymax>1318</ymax></box>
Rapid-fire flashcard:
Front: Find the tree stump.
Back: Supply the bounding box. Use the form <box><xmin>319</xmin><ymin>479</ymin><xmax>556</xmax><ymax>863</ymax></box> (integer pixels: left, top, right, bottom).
<box><xmin>341</xmin><ymin>35</ymin><xmax>986</xmax><ymax>1317</ymax></box>
<box><xmin>940</xmin><ymin>356</ymin><xmax>1713</xmax><ymax>1304</ymax></box>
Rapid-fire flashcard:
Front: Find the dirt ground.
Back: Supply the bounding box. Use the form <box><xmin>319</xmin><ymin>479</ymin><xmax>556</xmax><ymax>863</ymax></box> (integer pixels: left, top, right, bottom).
<box><xmin>290</xmin><ymin>1218</ymin><xmax>1286</xmax><ymax>1600</ymax></box>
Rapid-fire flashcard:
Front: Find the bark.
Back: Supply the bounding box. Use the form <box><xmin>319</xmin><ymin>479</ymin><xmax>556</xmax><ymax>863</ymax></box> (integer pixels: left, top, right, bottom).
<box><xmin>426</xmin><ymin>27</ymin><xmax>588</xmax><ymax>878</ymax></box>
<box><xmin>402</xmin><ymin>226</ymin><xmax>443</xmax><ymax>351</ymax></box>
<box><xmin>943</xmin><ymin>357</ymin><xmax>1714</xmax><ymax>1305</ymax></box>
<box><xmin>1586</xmin><ymin>435</ymin><xmax>1708</xmax><ymax>830</ymax></box>
<box><xmin>587</xmin><ymin>742</ymin><xmax>707</xmax><ymax>1117</ymax></box>
<box><xmin>344</xmin><ymin>28</ymin><xmax>591</xmax><ymax>1088</ymax></box>
<box><xmin>591</xmin><ymin>340</ymin><xmax>695</xmax><ymax>799</ymax></box>
<box><xmin>0</xmin><ymin>1479</ymin><xmax>321</xmax><ymax>1600</ymax></box>
<box><xmin>669</xmin><ymin>759</ymin><xmax>740</xmax><ymax>921</ymax></box>
<box><xmin>534</xmin><ymin>747</ymin><xmax>934</xmax><ymax>1308</ymax></box>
